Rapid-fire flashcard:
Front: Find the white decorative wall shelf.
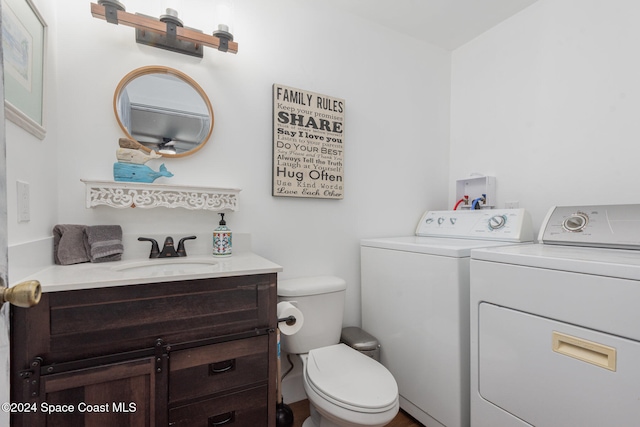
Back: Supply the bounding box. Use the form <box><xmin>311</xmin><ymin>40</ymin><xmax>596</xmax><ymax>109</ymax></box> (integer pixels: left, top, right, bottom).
<box><xmin>81</xmin><ymin>180</ymin><xmax>241</xmax><ymax>211</ymax></box>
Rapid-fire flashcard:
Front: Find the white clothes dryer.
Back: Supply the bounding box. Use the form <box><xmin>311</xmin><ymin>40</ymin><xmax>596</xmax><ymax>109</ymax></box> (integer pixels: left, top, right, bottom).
<box><xmin>470</xmin><ymin>204</ymin><xmax>640</xmax><ymax>427</ymax></box>
<box><xmin>361</xmin><ymin>209</ymin><xmax>533</xmax><ymax>427</ymax></box>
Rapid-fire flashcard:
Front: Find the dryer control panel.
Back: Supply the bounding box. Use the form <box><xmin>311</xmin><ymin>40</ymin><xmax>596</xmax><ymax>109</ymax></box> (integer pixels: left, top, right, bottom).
<box><xmin>415</xmin><ymin>209</ymin><xmax>533</xmax><ymax>242</ymax></box>
<box><xmin>539</xmin><ymin>204</ymin><xmax>640</xmax><ymax>249</ymax></box>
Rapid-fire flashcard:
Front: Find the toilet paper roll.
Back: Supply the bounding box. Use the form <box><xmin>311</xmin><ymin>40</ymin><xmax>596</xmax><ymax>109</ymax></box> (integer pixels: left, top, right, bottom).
<box><xmin>277</xmin><ymin>301</ymin><xmax>304</xmax><ymax>335</ymax></box>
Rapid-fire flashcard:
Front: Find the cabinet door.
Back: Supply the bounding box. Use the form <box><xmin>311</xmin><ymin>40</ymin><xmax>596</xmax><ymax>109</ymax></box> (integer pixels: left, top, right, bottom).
<box><xmin>13</xmin><ymin>356</ymin><xmax>164</xmax><ymax>427</ymax></box>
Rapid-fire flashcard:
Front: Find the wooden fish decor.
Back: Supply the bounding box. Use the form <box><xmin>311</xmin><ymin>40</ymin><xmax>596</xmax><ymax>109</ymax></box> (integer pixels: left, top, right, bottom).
<box><xmin>118</xmin><ymin>137</ymin><xmax>144</xmax><ymax>150</ymax></box>
<box><xmin>113</xmin><ymin>163</ymin><xmax>174</xmax><ymax>183</ymax></box>
<box><xmin>116</xmin><ymin>148</ymin><xmax>162</xmax><ymax>164</ymax></box>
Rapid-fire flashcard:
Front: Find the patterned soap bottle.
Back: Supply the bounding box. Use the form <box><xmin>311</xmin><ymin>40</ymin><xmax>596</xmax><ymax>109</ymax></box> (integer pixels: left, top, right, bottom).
<box><xmin>213</xmin><ymin>213</ymin><xmax>232</xmax><ymax>257</ymax></box>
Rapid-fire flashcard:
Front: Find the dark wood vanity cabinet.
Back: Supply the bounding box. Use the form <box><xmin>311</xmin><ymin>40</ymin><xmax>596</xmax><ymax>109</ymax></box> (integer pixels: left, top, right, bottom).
<box><xmin>10</xmin><ymin>273</ymin><xmax>278</xmax><ymax>427</ymax></box>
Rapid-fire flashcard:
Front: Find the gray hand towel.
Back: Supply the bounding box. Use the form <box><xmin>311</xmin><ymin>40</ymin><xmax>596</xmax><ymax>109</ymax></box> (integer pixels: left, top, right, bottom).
<box><xmin>83</xmin><ymin>225</ymin><xmax>124</xmax><ymax>263</ymax></box>
<box><xmin>53</xmin><ymin>224</ymin><xmax>90</xmax><ymax>265</ymax></box>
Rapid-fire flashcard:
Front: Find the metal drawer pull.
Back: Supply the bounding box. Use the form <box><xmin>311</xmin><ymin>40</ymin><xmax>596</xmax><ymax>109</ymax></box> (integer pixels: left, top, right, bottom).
<box><xmin>552</xmin><ymin>331</ymin><xmax>616</xmax><ymax>371</ymax></box>
<box><xmin>209</xmin><ymin>359</ymin><xmax>236</xmax><ymax>375</ymax></box>
<box><xmin>209</xmin><ymin>411</ymin><xmax>235</xmax><ymax>426</ymax></box>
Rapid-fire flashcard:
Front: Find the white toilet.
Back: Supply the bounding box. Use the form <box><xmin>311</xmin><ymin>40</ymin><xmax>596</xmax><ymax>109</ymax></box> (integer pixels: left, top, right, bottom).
<box><xmin>278</xmin><ymin>276</ymin><xmax>399</xmax><ymax>427</ymax></box>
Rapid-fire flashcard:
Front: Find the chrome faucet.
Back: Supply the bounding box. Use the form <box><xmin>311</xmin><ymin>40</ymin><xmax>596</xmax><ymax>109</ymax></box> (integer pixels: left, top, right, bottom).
<box><xmin>138</xmin><ymin>236</ymin><xmax>197</xmax><ymax>258</ymax></box>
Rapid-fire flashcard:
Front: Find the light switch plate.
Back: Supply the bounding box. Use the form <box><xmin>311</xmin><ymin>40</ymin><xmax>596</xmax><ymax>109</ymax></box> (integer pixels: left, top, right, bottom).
<box><xmin>17</xmin><ymin>181</ymin><xmax>30</xmax><ymax>222</ymax></box>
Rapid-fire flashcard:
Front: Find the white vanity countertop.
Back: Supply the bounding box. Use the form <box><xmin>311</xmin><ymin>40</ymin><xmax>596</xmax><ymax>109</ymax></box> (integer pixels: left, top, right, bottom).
<box><xmin>17</xmin><ymin>252</ymin><xmax>283</xmax><ymax>293</ymax></box>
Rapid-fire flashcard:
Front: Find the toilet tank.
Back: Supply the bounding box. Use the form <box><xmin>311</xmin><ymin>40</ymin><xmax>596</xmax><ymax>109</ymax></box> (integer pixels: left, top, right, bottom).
<box><xmin>278</xmin><ymin>276</ymin><xmax>347</xmax><ymax>354</ymax></box>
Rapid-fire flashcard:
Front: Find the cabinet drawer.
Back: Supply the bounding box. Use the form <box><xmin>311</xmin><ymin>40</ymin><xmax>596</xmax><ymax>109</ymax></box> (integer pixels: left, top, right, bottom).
<box><xmin>14</xmin><ymin>274</ymin><xmax>276</xmax><ymax>363</ymax></box>
<box><xmin>169</xmin><ymin>385</ymin><xmax>268</xmax><ymax>426</ymax></box>
<box><xmin>169</xmin><ymin>335</ymin><xmax>269</xmax><ymax>403</ymax></box>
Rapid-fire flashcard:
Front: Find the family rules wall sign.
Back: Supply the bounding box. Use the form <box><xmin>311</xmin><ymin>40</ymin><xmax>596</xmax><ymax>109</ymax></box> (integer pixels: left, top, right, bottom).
<box><xmin>272</xmin><ymin>84</ymin><xmax>345</xmax><ymax>199</ymax></box>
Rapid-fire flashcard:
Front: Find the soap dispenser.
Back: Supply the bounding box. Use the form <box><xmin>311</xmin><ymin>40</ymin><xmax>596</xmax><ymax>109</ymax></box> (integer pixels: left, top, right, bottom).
<box><xmin>213</xmin><ymin>213</ymin><xmax>232</xmax><ymax>257</ymax></box>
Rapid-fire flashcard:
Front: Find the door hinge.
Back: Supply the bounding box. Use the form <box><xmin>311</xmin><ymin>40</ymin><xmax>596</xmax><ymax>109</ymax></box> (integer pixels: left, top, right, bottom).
<box><xmin>19</xmin><ymin>357</ymin><xmax>43</xmax><ymax>399</ymax></box>
<box><xmin>155</xmin><ymin>338</ymin><xmax>169</xmax><ymax>374</ymax></box>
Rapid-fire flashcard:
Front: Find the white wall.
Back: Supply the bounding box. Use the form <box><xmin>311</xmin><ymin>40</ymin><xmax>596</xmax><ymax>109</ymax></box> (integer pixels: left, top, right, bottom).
<box><xmin>7</xmin><ymin>0</ymin><xmax>451</xmax><ymax>326</ymax></box>
<box><xmin>450</xmin><ymin>0</ymin><xmax>640</xmax><ymax>233</ymax></box>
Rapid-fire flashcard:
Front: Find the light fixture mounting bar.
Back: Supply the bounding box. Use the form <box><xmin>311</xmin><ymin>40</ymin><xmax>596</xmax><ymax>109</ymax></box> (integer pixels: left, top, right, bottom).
<box><xmin>90</xmin><ymin>2</ymin><xmax>238</xmax><ymax>55</ymax></box>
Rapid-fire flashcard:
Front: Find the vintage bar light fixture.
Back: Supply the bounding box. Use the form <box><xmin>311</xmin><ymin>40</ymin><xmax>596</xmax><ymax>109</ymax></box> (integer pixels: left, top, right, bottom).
<box><xmin>91</xmin><ymin>1</ymin><xmax>238</xmax><ymax>57</ymax></box>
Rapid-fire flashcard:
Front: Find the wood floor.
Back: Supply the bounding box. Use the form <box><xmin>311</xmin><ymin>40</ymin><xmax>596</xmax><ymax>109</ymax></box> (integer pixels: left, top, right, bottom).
<box><xmin>288</xmin><ymin>399</ymin><xmax>424</xmax><ymax>427</ymax></box>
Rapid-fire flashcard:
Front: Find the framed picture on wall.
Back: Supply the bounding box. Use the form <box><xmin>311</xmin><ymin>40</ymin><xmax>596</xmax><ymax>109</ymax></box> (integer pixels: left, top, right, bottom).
<box><xmin>272</xmin><ymin>84</ymin><xmax>345</xmax><ymax>200</ymax></box>
<box><xmin>1</xmin><ymin>0</ymin><xmax>46</xmax><ymax>139</ymax></box>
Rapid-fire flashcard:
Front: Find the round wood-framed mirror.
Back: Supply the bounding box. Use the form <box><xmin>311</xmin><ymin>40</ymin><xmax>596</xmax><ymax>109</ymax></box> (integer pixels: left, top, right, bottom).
<box><xmin>113</xmin><ymin>66</ymin><xmax>214</xmax><ymax>158</ymax></box>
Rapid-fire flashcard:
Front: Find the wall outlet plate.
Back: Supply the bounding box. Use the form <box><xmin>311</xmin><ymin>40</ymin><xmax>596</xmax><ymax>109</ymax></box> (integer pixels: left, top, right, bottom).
<box><xmin>505</xmin><ymin>201</ymin><xmax>519</xmax><ymax>209</ymax></box>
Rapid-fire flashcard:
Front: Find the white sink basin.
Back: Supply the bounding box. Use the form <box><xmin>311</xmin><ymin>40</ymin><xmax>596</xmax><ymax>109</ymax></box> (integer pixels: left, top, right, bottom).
<box><xmin>112</xmin><ymin>259</ymin><xmax>219</xmax><ymax>276</ymax></box>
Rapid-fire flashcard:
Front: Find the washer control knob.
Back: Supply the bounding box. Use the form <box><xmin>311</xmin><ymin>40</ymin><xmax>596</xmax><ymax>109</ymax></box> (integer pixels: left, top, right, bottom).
<box><xmin>425</xmin><ymin>218</ymin><xmax>434</xmax><ymax>224</ymax></box>
<box><xmin>488</xmin><ymin>215</ymin><xmax>507</xmax><ymax>230</ymax></box>
<box><xmin>437</xmin><ymin>217</ymin><xmax>445</xmax><ymax>225</ymax></box>
<box><xmin>562</xmin><ymin>212</ymin><xmax>589</xmax><ymax>232</ymax></box>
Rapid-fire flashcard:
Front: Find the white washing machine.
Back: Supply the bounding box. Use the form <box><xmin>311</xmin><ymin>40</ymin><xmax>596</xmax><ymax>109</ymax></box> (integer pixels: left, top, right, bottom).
<box><xmin>361</xmin><ymin>209</ymin><xmax>533</xmax><ymax>427</ymax></box>
<box><xmin>470</xmin><ymin>204</ymin><xmax>640</xmax><ymax>427</ymax></box>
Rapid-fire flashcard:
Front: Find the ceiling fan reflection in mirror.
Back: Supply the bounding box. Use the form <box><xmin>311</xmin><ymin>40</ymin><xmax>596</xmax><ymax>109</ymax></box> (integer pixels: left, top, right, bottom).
<box><xmin>136</xmin><ymin>138</ymin><xmax>179</xmax><ymax>155</ymax></box>
<box><xmin>134</xmin><ymin>133</ymin><xmax>201</xmax><ymax>156</ymax></box>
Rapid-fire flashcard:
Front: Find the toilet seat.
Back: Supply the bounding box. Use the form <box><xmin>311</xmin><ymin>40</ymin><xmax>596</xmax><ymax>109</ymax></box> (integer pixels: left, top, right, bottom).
<box><xmin>305</xmin><ymin>344</ymin><xmax>398</xmax><ymax>413</ymax></box>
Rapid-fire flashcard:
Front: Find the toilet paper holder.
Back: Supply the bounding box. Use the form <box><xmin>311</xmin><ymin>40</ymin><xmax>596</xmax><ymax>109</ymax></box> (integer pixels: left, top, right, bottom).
<box><xmin>278</xmin><ymin>315</ymin><xmax>297</xmax><ymax>326</ymax></box>
<box><xmin>277</xmin><ymin>301</ymin><xmax>304</xmax><ymax>335</ymax></box>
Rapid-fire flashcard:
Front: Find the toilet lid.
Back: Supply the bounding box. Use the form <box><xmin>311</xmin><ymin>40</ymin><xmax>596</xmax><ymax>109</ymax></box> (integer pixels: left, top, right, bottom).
<box><xmin>306</xmin><ymin>344</ymin><xmax>398</xmax><ymax>410</ymax></box>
